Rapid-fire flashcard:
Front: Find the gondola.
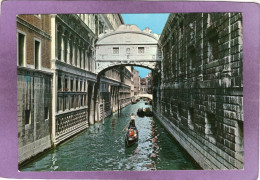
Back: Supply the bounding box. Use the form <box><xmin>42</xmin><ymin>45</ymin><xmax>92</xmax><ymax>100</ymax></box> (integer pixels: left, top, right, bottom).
<box><xmin>137</xmin><ymin>108</ymin><xmax>145</xmax><ymax>117</ymax></box>
<box><xmin>125</xmin><ymin>128</ymin><xmax>138</xmax><ymax>146</ymax></box>
<box><xmin>132</xmin><ymin>100</ymin><xmax>137</xmax><ymax>104</ymax></box>
<box><xmin>144</xmin><ymin>107</ymin><xmax>153</xmax><ymax>117</ymax></box>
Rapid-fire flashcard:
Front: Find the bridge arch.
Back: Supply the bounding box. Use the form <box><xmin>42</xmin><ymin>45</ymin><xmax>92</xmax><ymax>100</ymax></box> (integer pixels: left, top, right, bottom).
<box><xmin>95</xmin><ymin>24</ymin><xmax>162</xmax><ymax>74</ymax></box>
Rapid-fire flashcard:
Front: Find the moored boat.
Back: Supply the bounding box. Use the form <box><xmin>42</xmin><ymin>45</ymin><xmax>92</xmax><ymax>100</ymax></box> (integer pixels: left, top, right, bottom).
<box><xmin>137</xmin><ymin>108</ymin><xmax>145</xmax><ymax>117</ymax></box>
<box><xmin>132</xmin><ymin>100</ymin><xmax>137</xmax><ymax>104</ymax></box>
<box><xmin>144</xmin><ymin>107</ymin><xmax>153</xmax><ymax>117</ymax></box>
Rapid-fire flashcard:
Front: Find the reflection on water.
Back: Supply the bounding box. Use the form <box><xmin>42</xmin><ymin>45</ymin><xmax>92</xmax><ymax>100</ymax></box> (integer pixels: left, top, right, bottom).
<box><xmin>20</xmin><ymin>100</ymin><xmax>201</xmax><ymax>171</ymax></box>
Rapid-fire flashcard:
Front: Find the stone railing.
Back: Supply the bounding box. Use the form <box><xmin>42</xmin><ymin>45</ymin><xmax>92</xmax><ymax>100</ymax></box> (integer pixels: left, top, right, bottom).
<box><xmin>55</xmin><ymin>108</ymin><xmax>88</xmax><ymax>144</ymax></box>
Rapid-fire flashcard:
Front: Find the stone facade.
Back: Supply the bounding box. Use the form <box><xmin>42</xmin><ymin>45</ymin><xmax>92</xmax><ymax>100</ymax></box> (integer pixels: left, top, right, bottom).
<box><xmin>17</xmin><ymin>13</ymin><xmax>135</xmax><ymax>165</ymax></box>
<box><xmin>51</xmin><ymin>14</ymin><xmax>97</xmax><ymax>145</ymax></box>
<box><xmin>154</xmin><ymin>13</ymin><xmax>243</xmax><ymax>169</ymax></box>
<box><xmin>17</xmin><ymin>15</ymin><xmax>52</xmax><ymax>165</ymax></box>
<box><xmin>133</xmin><ymin>69</ymin><xmax>141</xmax><ymax>95</ymax></box>
<box><xmin>95</xmin><ymin>25</ymin><xmax>162</xmax><ymax>74</ymax></box>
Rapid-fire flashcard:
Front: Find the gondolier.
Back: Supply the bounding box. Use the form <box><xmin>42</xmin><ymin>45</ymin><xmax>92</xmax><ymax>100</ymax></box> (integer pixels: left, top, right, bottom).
<box><xmin>129</xmin><ymin>113</ymin><xmax>136</xmax><ymax>129</ymax></box>
<box><xmin>125</xmin><ymin>113</ymin><xmax>138</xmax><ymax>146</ymax></box>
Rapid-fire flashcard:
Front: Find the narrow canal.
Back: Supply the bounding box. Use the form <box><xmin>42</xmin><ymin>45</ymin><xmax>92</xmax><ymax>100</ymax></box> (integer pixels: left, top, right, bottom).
<box><xmin>20</xmin><ymin>100</ymin><xmax>201</xmax><ymax>171</ymax></box>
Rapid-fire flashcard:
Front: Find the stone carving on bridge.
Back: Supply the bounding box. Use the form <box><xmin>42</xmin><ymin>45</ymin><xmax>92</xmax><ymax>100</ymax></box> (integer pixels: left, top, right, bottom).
<box><xmin>95</xmin><ymin>24</ymin><xmax>162</xmax><ymax>74</ymax></box>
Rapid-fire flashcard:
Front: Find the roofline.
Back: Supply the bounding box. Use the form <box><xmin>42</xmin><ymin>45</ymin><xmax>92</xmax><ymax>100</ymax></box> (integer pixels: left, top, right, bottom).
<box><xmin>97</xmin><ymin>30</ymin><xmax>159</xmax><ymax>44</ymax></box>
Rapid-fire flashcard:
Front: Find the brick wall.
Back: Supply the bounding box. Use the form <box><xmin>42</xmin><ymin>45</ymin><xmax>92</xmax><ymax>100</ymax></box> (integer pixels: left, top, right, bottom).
<box><xmin>17</xmin><ymin>15</ymin><xmax>51</xmax><ymax>68</ymax></box>
<box><xmin>154</xmin><ymin>13</ymin><xmax>243</xmax><ymax>169</ymax></box>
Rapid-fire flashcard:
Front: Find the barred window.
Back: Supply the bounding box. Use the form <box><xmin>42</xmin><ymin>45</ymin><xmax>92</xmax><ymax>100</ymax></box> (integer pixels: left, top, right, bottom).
<box><xmin>25</xmin><ymin>110</ymin><xmax>31</xmax><ymax>125</ymax></box>
<box><xmin>138</xmin><ymin>47</ymin><xmax>144</xmax><ymax>54</ymax></box>
<box><xmin>113</xmin><ymin>47</ymin><xmax>119</xmax><ymax>54</ymax></box>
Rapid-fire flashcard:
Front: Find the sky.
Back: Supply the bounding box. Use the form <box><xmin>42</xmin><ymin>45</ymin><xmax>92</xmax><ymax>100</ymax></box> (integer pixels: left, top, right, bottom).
<box><xmin>121</xmin><ymin>14</ymin><xmax>169</xmax><ymax>78</ymax></box>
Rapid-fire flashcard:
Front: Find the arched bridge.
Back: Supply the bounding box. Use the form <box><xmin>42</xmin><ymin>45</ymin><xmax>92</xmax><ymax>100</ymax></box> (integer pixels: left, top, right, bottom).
<box><xmin>136</xmin><ymin>94</ymin><xmax>153</xmax><ymax>100</ymax></box>
<box><xmin>95</xmin><ymin>25</ymin><xmax>162</xmax><ymax>73</ymax></box>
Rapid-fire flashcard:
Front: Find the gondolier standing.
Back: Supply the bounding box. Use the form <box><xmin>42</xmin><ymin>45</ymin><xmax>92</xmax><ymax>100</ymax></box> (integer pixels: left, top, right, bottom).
<box><xmin>129</xmin><ymin>113</ymin><xmax>136</xmax><ymax>129</ymax></box>
<box><xmin>125</xmin><ymin>113</ymin><xmax>138</xmax><ymax>146</ymax></box>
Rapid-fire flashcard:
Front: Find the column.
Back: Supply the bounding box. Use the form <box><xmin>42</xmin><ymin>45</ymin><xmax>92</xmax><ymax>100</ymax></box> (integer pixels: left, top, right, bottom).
<box><xmin>89</xmin><ymin>84</ymin><xmax>95</xmax><ymax>125</ymax></box>
<box><xmin>73</xmin><ymin>42</ymin><xmax>76</xmax><ymax>66</ymax></box>
<box><xmin>51</xmin><ymin>71</ymin><xmax>58</xmax><ymax>146</ymax></box>
<box><xmin>67</xmin><ymin>38</ymin><xmax>70</xmax><ymax>63</ymax></box>
<box><xmin>61</xmin><ymin>35</ymin><xmax>65</xmax><ymax>62</ymax></box>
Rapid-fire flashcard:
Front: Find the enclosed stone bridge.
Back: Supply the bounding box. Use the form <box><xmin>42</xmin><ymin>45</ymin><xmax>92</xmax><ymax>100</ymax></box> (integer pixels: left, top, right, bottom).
<box><xmin>95</xmin><ymin>25</ymin><xmax>162</xmax><ymax>74</ymax></box>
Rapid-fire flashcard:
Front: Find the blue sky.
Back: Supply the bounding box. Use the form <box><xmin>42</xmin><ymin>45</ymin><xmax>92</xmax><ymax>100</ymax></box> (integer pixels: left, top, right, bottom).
<box><xmin>122</xmin><ymin>14</ymin><xmax>169</xmax><ymax>78</ymax></box>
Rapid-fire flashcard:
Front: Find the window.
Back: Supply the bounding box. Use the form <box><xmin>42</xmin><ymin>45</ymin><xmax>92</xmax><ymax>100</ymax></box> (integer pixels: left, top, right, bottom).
<box><xmin>34</xmin><ymin>14</ymin><xmax>41</xmax><ymax>18</ymax></box>
<box><xmin>71</xmin><ymin>79</ymin><xmax>74</xmax><ymax>91</ymax></box>
<box><xmin>34</xmin><ymin>40</ymin><xmax>41</xmax><ymax>69</ymax></box>
<box><xmin>18</xmin><ymin>32</ymin><xmax>25</xmax><ymax>66</ymax></box>
<box><xmin>81</xmin><ymin>95</ymin><xmax>83</xmax><ymax>106</ymax></box>
<box><xmin>126</xmin><ymin>48</ymin><xmax>130</xmax><ymax>54</ymax></box>
<box><xmin>188</xmin><ymin>46</ymin><xmax>196</xmax><ymax>69</ymax></box>
<box><xmin>44</xmin><ymin>107</ymin><xmax>49</xmax><ymax>120</ymax></box>
<box><xmin>138</xmin><ymin>47</ymin><xmax>144</xmax><ymax>54</ymax></box>
<box><xmin>25</xmin><ymin>110</ymin><xmax>31</xmax><ymax>125</ymax></box>
<box><xmin>58</xmin><ymin>77</ymin><xmax>62</xmax><ymax>91</ymax></box>
<box><xmin>205</xmin><ymin>112</ymin><xmax>217</xmax><ymax>143</ymax></box>
<box><xmin>188</xmin><ymin>108</ymin><xmax>195</xmax><ymax>130</ymax></box>
<box><xmin>113</xmin><ymin>47</ymin><xmax>119</xmax><ymax>54</ymax></box>
<box><xmin>208</xmin><ymin>28</ymin><xmax>219</xmax><ymax>60</ymax></box>
<box><xmin>80</xmin><ymin>81</ymin><xmax>83</xmax><ymax>91</ymax></box>
<box><xmin>76</xmin><ymin>80</ymin><xmax>78</xmax><ymax>91</ymax></box>
<box><xmin>65</xmin><ymin>79</ymin><xmax>69</xmax><ymax>91</ymax></box>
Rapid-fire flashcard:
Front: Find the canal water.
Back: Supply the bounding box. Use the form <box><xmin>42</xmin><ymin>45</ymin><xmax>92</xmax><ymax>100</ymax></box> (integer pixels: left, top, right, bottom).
<box><xmin>20</xmin><ymin>100</ymin><xmax>201</xmax><ymax>171</ymax></box>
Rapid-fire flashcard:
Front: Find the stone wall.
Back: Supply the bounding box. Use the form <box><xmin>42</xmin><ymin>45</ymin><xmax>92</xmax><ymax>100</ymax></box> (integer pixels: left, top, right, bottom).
<box><xmin>154</xmin><ymin>13</ymin><xmax>243</xmax><ymax>169</ymax></box>
<box><xmin>17</xmin><ymin>68</ymin><xmax>52</xmax><ymax>164</ymax></box>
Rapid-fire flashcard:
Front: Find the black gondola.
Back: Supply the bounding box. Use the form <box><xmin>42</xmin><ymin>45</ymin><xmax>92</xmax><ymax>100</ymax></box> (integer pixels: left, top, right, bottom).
<box><xmin>144</xmin><ymin>107</ymin><xmax>153</xmax><ymax>117</ymax></box>
<box><xmin>125</xmin><ymin>128</ymin><xmax>138</xmax><ymax>146</ymax></box>
<box><xmin>132</xmin><ymin>100</ymin><xmax>137</xmax><ymax>104</ymax></box>
<box><xmin>137</xmin><ymin>108</ymin><xmax>145</xmax><ymax>117</ymax></box>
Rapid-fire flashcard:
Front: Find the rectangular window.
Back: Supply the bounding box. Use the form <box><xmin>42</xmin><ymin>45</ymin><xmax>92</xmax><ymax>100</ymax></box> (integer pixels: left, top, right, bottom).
<box><xmin>76</xmin><ymin>80</ymin><xmax>78</xmax><ymax>91</ymax></box>
<box><xmin>188</xmin><ymin>108</ymin><xmax>195</xmax><ymax>130</ymax></box>
<box><xmin>58</xmin><ymin>77</ymin><xmax>62</xmax><ymax>91</ymax></box>
<box><xmin>126</xmin><ymin>48</ymin><xmax>130</xmax><ymax>54</ymax></box>
<box><xmin>80</xmin><ymin>81</ymin><xmax>83</xmax><ymax>91</ymax></box>
<box><xmin>138</xmin><ymin>47</ymin><xmax>144</xmax><ymax>54</ymax></box>
<box><xmin>71</xmin><ymin>79</ymin><xmax>74</xmax><ymax>91</ymax></box>
<box><xmin>25</xmin><ymin>110</ymin><xmax>31</xmax><ymax>125</ymax></box>
<box><xmin>65</xmin><ymin>79</ymin><xmax>69</xmax><ymax>91</ymax></box>
<box><xmin>34</xmin><ymin>40</ymin><xmax>40</xmax><ymax>69</ymax></box>
<box><xmin>113</xmin><ymin>47</ymin><xmax>119</xmax><ymax>54</ymax></box>
<box><xmin>18</xmin><ymin>33</ymin><xmax>25</xmax><ymax>66</ymax></box>
<box><xmin>44</xmin><ymin>107</ymin><xmax>49</xmax><ymax>120</ymax></box>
